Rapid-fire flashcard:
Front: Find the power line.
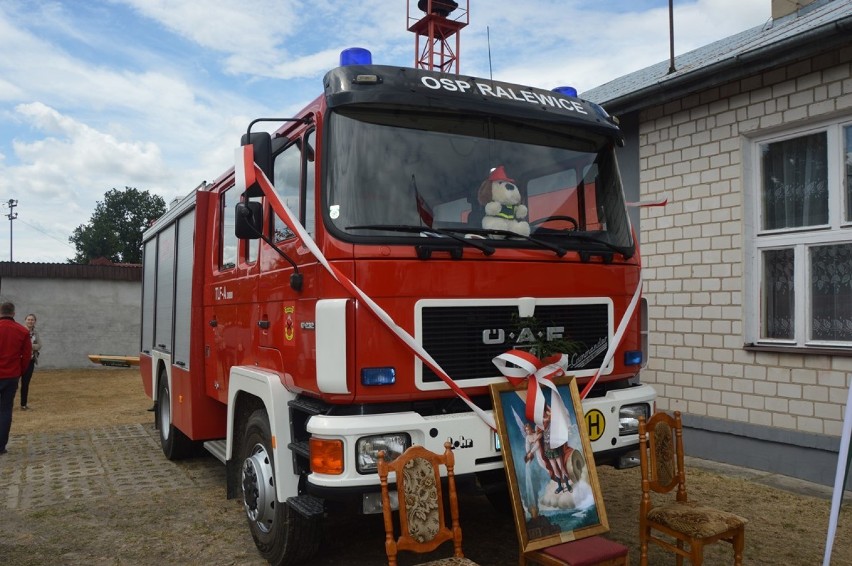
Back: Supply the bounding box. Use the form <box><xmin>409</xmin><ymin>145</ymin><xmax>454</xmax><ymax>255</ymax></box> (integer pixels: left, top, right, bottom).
<box><xmin>16</xmin><ymin>217</ymin><xmax>77</xmax><ymax>250</ymax></box>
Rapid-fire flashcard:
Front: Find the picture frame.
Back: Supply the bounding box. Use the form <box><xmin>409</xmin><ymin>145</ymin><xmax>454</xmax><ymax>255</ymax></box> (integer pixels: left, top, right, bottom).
<box><xmin>489</xmin><ymin>376</ymin><xmax>608</xmax><ymax>553</ymax></box>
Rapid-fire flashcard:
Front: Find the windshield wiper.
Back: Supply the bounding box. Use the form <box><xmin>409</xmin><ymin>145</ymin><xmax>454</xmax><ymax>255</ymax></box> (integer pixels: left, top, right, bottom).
<box><xmin>449</xmin><ymin>227</ymin><xmax>568</xmax><ymax>257</ymax></box>
<box><xmin>346</xmin><ymin>224</ymin><xmax>495</xmax><ymax>256</ymax></box>
<box><xmin>533</xmin><ymin>229</ymin><xmax>635</xmax><ymax>260</ymax></box>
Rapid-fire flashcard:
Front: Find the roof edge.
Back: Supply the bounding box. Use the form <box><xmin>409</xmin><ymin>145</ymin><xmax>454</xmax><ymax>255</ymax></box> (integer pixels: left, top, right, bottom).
<box><xmin>0</xmin><ymin>262</ymin><xmax>142</xmax><ymax>282</ymax></box>
<box><xmin>588</xmin><ymin>14</ymin><xmax>852</xmax><ymax>116</ymax></box>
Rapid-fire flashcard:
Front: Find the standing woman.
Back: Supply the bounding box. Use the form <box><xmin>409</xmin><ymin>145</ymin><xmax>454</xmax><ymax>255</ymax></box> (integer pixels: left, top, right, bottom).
<box><xmin>20</xmin><ymin>314</ymin><xmax>41</xmax><ymax>410</ymax></box>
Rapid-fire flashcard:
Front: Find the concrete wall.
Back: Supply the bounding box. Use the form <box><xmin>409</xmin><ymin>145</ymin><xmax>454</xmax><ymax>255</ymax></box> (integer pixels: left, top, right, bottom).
<box><xmin>0</xmin><ymin>276</ymin><xmax>141</xmax><ymax>369</ymax></box>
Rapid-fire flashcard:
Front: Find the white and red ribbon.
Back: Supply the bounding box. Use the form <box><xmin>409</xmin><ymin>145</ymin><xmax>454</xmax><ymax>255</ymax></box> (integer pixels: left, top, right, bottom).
<box><xmin>236</xmin><ymin>146</ymin><xmax>496</xmax><ymax>428</ymax></box>
<box><xmin>491</xmin><ymin>350</ymin><xmax>573</xmax><ymax>448</ymax></box>
<box><xmin>235</xmin><ymin>145</ymin><xmax>643</xmax><ymax>434</ymax></box>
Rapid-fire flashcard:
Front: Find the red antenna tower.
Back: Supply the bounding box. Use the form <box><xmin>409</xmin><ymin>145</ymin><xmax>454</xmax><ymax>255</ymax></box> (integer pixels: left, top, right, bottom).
<box><xmin>407</xmin><ymin>0</ymin><xmax>469</xmax><ymax>75</ymax></box>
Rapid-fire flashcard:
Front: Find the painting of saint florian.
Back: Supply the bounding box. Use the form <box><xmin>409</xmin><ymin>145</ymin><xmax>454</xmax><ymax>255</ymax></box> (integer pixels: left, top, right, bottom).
<box><xmin>491</xmin><ymin>377</ymin><xmax>608</xmax><ymax>550</ymax></box>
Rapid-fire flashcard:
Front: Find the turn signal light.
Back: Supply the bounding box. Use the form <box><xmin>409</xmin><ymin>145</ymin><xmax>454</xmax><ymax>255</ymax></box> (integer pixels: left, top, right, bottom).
<box><xmin>310</xmin><ymin>437</ymin><xmax>344</xmax><ymax>475</ymax></box>
<box><xmin>361</xmin><ymin>367</ymin><xmax>396</xmax><ymax>386</ymax></box>
<box><xmin>624</xmin><ymin>350</ymin><xmax>643</xmax><ymax>366</ymax></box>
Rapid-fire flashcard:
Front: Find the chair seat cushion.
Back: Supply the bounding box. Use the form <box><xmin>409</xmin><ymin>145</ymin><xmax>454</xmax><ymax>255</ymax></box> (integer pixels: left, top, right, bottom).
<box><xmin>647</xmin><ymin>500</ymin><xmax>748</xmax><ymax>539</ymax></box>
<box><xmin>538</xmin><ymin>535</ymin><xmax>629</xmax><ymax>565</ymax></box>
<box><xmin>417</xmin><ymin>557</ymin><xmax>480</xmax><ymax>565</ymax></box>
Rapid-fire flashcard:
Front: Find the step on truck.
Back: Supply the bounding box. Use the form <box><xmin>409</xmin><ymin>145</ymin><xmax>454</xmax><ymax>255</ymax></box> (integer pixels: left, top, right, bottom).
<box><xmin>139</xmin><ymin>49</ymin><xmax>656</xmax><ymax>565</ymax></box>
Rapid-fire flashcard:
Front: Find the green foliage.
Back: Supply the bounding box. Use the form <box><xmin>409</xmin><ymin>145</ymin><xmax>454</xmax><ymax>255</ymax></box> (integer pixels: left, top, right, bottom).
<box><xmin>68</xmin><ymin>187</ymin><xmax>166</xmax><ymax>264</ymax></box>
<box><xmin>511</xmin><ymin>314</ymin><xmax>585</xmax><ymax>360</ymax></box>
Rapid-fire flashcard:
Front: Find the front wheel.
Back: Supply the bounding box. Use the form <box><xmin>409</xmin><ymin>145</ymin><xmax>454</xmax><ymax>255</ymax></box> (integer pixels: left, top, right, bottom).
<box><xmin>241</xmin><ymin>409</ymin><xmax>322</xmax><ymax>565</ymax></box>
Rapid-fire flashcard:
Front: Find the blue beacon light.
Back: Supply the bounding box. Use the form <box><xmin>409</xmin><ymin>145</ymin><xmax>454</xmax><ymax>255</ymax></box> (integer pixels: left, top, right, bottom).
<box><xmin>340</xmin><ymin>47</ymin><xmax>373</xmax><ymax>66</ymax></box>
<box><xmin>552</xmin><ymin>86</ymin><xmax>578</xmax><ymax>97</ymax></box>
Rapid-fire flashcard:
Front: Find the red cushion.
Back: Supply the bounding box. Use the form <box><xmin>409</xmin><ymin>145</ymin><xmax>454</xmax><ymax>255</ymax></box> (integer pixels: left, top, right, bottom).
<box><xmin>540</xmin><ymin>535</ymin><xmax>628</xmax><ymax>566</ymax></box>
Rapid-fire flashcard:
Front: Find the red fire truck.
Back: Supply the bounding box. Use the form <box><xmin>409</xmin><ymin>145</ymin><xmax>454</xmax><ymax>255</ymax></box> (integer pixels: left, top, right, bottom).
<box><xmin>140</xmin><ymin>49</ymin><xmax>655</xmax><ymax>564</ymax></box>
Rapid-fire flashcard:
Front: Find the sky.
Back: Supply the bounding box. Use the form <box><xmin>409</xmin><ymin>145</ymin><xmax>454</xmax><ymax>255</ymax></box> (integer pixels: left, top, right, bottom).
<box><xmin>0</xmin><ymin>0</ymin><xmax>771</xmax><ymax>263</ymax></box>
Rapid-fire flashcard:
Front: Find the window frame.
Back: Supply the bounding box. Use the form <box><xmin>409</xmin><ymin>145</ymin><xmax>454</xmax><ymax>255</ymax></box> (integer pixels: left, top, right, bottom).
<box><xmin>219</xmin><ymin>186</ymin><xmax>238</xmax><ymax>271</ymax></box>
<box><xmin>745</xmin><ymin>116</ymin><xmax>852</xmax><ymax>349</ymax></box>
<box><xmin>271</xmin><ymin>128</ymin><xmax>316</xmax><ymax>242</ymax></box>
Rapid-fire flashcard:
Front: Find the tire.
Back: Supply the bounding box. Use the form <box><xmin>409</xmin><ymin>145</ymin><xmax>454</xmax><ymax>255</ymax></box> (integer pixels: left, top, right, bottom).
<box><xmin>157</xmin><ymin>374</ymin><xmax>196</xmax><ymax>460</ymax></box>
<box><xmin>241</xmin><ymin>409</ymin><xmax>322</xmax><ymax>565</ymax></box>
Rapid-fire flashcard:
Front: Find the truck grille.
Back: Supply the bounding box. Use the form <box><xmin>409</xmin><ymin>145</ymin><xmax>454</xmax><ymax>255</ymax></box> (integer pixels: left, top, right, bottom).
<box><xmin>419</xmin><ymin>303</ymin><xmax>609</xmax><ymax>383</ymax></box>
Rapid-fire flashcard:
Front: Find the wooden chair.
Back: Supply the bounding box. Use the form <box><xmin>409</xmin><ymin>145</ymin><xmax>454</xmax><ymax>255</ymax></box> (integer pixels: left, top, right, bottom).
<box><xmin>378</xmin><ymin>442</ymin><xmax>479</xmax><ymax>565</ymax></box>
<box><xmin>638</xmin><ymin>411</ymin><xmax>747</xmax><ymax>565</ymax></box>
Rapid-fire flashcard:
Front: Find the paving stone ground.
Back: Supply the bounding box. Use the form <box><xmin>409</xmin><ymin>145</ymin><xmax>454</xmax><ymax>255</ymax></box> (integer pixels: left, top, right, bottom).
<box><xmin>1</xmin><ymin>423</ymin><xmax>220</xmax><ymax>512</ymax></box>
<box><xmin>2</xmin><ymin>419</ymin><xmax>850</xmax><ymax>565</ymax></box>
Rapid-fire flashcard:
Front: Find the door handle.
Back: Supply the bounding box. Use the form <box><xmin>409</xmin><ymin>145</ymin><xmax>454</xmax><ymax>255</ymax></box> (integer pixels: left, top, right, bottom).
<box><xmin>258</xmin><ymin>320</ymin><xmax>270</xmax><ymax>329</ymax></box>
<box><xmin>209</xmin><ymin>319</ymin><xmax>218</xmax><ymax>327</ymax></box>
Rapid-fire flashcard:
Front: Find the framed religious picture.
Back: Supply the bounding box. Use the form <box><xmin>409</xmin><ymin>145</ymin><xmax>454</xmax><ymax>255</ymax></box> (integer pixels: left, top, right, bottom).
<box><xmin>489</xmin><ymin>375</ymin><xmax>608</xmax><ymax>553</ymax></box>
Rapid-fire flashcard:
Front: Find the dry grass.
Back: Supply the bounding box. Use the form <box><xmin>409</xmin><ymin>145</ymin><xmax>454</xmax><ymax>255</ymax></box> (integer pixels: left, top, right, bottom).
<box><xmin>11</xmin><ymin>367</ymin><xmax>151</xmax><ymax>433</ymax></box>
<box><xmin>2</xmin><ymin>368</ymin><xmax>852</xmax><ymax>565</ymax></box>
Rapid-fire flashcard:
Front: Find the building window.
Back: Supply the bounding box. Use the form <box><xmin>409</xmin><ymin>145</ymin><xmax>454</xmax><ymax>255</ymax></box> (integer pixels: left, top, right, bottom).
<box><xmin>761</xmin><ymin>132</ymin><xmax>827</xmax><ymax>230</ymax></box>
<box><xmin>761</xmin><ymin>247</ymin><xmax>794</xmax><ymax>340</ymax></box>
<box><xmin>749</xmin><ymin>120</ymin><xmax>852</xmax><ymax>348</ymax></box>
<box><xmin>847</xmin><ymin>126</ymin><xmax>852</xmax><ymax>221</ymax></box>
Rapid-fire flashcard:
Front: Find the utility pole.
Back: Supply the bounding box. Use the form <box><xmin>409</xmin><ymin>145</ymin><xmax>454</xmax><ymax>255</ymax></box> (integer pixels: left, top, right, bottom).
<box><xmin>6</xmin><ymin>198</ymin><xmax>17</xmax><ymax>262</ymax></box>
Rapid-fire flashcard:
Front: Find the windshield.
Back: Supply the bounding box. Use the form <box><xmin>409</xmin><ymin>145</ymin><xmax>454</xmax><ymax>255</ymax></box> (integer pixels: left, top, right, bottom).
<box><xmin>324</xmin><ymin>108</ymin><xmax>634</xmax><ymax>252</ymax></box>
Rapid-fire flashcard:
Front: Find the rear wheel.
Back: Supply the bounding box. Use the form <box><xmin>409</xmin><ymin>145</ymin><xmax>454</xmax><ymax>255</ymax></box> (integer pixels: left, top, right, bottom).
<box><xmin>157</xmin><ymin>374</ymin><xmax>196</xmax><ymax>460</ymax></box>
<box><xmin>241</xmin><ymin>409</ymin><xmax>322</xmax><ymax>565</ymax></box>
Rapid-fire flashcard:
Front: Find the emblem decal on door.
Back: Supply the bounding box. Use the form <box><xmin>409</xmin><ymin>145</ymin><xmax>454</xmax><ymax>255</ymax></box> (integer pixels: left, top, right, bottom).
<box><xmin>284</xmin><ymin>306</ymin><xmax>295</xmax><ymax>341</ymax></box>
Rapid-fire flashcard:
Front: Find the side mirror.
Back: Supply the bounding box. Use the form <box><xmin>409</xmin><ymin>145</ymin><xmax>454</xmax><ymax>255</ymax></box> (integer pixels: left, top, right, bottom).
<box><xmin>235</xmin><ymin>201</ymin><xmax>263</xmax><ymax>239</ymax></box>
<box><xmin>240</xmin><ymin>132</ymin><xmax>273</xmax><ymax>197</ymax></box>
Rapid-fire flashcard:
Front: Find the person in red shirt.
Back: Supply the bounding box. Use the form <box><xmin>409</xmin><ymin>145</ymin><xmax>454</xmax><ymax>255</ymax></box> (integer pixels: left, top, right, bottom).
<box><xmin>0</xmin><ymin>302</ymin><xmax>32</xmax><ymax>455</ymax></box>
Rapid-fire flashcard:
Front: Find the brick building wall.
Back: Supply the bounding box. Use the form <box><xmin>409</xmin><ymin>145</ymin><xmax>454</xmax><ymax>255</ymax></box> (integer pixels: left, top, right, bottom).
<box><xmin>634</xmin><ymin>48</ymin><xmax>852</xmax><ymax>484</ymax></box>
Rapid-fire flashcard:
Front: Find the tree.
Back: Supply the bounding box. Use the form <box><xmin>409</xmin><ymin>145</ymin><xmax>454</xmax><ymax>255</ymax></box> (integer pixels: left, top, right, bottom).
<box><xmin>69</xmin><ymin>187</ymin><xmax>166</xmax><ymax>264</ymax></box>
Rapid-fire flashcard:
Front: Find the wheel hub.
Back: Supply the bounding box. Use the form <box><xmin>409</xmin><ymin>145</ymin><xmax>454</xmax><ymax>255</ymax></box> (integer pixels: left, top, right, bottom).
<box><xmin>242</xmin><ymin>444</ymin><xmax>276</xmax><ymax>532</ymax></box>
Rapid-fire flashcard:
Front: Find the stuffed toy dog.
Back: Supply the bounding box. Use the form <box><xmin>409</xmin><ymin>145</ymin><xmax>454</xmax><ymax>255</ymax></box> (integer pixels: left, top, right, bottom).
<box><xmin>477</xmin><ymin>166</ymin><xmax>530</xmax><ymax>236</ymax></box>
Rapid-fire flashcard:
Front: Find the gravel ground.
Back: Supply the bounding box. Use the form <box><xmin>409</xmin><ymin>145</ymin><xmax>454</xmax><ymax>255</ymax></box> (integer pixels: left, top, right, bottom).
<box><xmin>1</xmin><ymin>369</ymin><xmax>850</xmax><ymax>565</ymax></box>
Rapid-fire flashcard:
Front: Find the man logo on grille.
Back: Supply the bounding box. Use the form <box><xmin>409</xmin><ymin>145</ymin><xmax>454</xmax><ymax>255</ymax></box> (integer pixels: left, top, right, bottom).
<box><xmin>481</xmin><ymin>326</ymin><xmax>565</xmax><ymax>345</ymax></box>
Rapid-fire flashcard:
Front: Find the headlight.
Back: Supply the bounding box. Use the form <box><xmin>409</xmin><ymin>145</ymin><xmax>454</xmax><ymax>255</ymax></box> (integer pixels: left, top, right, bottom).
<box><xmin>619</xmin><ymin>404</ymin><xmax>650</xmax><ymax>436</ymax></box>
<box><xmin>355</xmin><ymin>433</ymin><xmax>411</xmax><ymax>474</ymax></box>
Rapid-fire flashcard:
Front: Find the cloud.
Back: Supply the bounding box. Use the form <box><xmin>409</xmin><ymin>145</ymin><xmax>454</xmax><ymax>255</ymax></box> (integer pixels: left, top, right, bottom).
<box><xmin>0</xmin><ymin>0</ymin><xmax>771</xmax><ymax>262</ymax></box>
<box><xmin>12</xmin><ymin>102</ymin><xmax>166</xmax><ymax>195</ymax></box>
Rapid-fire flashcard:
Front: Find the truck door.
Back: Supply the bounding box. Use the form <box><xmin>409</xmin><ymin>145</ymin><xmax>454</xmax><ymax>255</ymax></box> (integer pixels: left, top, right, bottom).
<box><xmin>257</xmin><ymin>130</ymin><xmax>319</xmax><ymax>380</ymax></box>
<box><xmin>203</xmin><ymin>183</ymin><xmax>260</xmax><ymax>402</ymax></box>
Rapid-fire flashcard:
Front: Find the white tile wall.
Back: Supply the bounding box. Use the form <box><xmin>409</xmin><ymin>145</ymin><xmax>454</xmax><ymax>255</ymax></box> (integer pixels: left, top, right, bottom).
<box><xmin>640</xmin><ymin>48</ymin><xmax>852</xmax><ymax>436</ymax></box>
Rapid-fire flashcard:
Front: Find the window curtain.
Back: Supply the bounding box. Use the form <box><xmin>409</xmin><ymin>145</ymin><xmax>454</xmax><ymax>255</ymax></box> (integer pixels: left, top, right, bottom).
<box><xmin>762</xmin><ymin>248</ymin><xmax>794</xmax><ymax>339</ymax></box>
<box><xmin>845</xmin><ymin>126</ymin><xmax>852</xmax><ymax>222</ymax></box>
<box><xmin>811</xmin><ymin>244</ymin><xmax>852</xmax><ymax>342</ymax></box>
<box><xmin>761</xmin><ymin>132</ymin><xmax>828</xmax><ymax>230</ymax></box>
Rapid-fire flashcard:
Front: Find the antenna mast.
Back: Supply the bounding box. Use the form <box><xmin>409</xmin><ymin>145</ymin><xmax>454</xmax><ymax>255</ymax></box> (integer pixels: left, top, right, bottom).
<box><xmin>5</xmin><ymin>199</ymin><xmax>17</xmax><ymax>262</ymax></box>
<box><xmin>407</xmin><ymin>0</ymin><xmax>469</xmax><ymax>75</ymax></box>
